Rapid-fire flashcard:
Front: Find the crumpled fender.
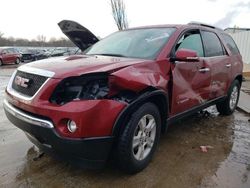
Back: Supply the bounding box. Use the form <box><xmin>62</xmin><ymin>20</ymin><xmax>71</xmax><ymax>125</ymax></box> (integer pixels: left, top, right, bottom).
<box><xmin>109</xmin><ymin>61</ymin><xmax>171</xmax><ymax>93</ymax></box>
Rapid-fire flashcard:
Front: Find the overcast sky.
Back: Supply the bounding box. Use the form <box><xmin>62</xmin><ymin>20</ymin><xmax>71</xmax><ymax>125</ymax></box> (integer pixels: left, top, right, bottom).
<box><xmin>0</xmin><ymin>0</ymin><xmax>249</xmax><ymax>40</ymax></box>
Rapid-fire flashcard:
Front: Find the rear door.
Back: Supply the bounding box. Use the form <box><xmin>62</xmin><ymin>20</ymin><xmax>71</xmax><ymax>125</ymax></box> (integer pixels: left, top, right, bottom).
<box><xmin>201</xmin><ymin>30</ymin><xmax>231</xmax><ymax>98</ymax></box>
<box><xmin>170</xmin><ymin>29</ymin><xmax>212</xmax><ymax>115</ymax></box>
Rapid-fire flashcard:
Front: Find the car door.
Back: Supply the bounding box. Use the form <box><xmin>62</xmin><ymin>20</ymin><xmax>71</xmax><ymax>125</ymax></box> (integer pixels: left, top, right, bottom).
<box><xmin>7</xmin><ymin>48</ymin><xmax>16</xmax><ymax>63</ymax></box>
<box><xmin>201</xmin><ymin>30</ymin><xmax>230</xmax><ymax>98</ymax></box>
<box><xmin>170</xmin><ymin>29</ymin><xmax>212</xmax><ymax>115</ymax></box>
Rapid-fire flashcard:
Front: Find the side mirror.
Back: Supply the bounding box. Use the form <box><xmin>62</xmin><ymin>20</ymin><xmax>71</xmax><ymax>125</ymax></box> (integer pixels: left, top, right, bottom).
<box><xmin>172</xmin><ymin>49</ymin><xmax>199</xmax><ymax>62</ymax></box>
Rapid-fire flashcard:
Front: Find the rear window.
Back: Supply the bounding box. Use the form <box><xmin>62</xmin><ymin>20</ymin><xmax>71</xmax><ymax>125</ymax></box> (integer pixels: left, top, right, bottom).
<box><xmin>222</xmin><ymin>34</ymin><xmax>240</xmax><ymax>55</ymax></box>
<box><xmin>201</xmin><ymin>31</ymin><xmax>224</xmax><ymax>57</ymax></box>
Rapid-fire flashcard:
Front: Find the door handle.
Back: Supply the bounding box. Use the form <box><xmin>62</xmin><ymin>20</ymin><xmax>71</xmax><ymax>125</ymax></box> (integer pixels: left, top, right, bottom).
<box><xmin>225</xmin><ymin>64</ymin><xmax>231</xmax><ymax>68</ymax></box>
<box><xmin>199</xmin><ymin>67</ymin><xmax>210</xmax><ymax>73</ymax></box>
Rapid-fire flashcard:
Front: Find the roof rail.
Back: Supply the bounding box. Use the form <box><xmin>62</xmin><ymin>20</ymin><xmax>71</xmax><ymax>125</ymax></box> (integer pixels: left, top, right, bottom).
<box><xmin>188</xmin><ymin>21</ymin><xmax>223</xmax><ymax>30</ymax></box>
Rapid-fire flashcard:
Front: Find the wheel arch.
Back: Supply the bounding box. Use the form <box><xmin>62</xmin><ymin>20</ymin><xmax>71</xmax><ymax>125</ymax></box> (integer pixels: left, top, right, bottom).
<box><xmin>112</xmin><ymin>89</ymin><xmax>169</xmax><ymax>138</ymax></box>
<box><xmin>234</xmin><ymin>74</ymin><xmax>243</xmax><ymax>86</ymax></box>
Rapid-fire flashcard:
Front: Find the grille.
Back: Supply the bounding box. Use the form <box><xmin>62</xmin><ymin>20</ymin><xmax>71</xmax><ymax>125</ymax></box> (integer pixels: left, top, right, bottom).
<box><xmin>12</xmin><ymin>71</ymin><xmax>48</xmax><ymax>97</ymax></box>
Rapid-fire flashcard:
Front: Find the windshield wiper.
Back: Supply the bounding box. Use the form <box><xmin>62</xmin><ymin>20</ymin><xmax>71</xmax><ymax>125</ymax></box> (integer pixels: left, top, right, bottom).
<box><xmin>90</xmin><ymin>53</ymin><xmax>127</xmax><ymax>57</ymax></box>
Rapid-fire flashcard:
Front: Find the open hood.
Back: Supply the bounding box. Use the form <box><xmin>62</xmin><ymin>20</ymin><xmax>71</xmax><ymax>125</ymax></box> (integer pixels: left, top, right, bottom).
<box><xmin>58</xmin><ymin>20</ymin><xmax>99</xmax><ymax>51</ymax></box>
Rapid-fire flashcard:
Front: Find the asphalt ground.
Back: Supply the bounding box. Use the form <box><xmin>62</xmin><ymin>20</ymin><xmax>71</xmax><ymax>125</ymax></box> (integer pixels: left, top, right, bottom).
<box><xmin>0</xmin><ymin>65</ymin><xmax>250</xmax><ymax>188</ymax></box>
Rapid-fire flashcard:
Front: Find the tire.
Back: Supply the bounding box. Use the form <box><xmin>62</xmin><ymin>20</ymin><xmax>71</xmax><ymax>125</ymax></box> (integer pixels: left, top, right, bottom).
<box><xmin>116</xmin><ymin>102</ymin><xmax>161</xmax><ymax>173</ymax></box>
<box><xmin>15</xmin><ymin>58</ymin><xmax>20</xmax><ymax>64</ymax></box>
<box><xmin>0</xmin><ymin>59</ymin><xmax>2</xmax><ymax>66</ymax></box>
<box><xmin>216</xmin><ymin>80</ymin><xmax>240</xmax><ymax>115</ymax></box>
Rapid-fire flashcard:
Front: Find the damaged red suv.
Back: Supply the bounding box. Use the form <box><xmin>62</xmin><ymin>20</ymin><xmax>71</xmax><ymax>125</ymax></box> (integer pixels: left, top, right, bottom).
<box><xmin>4</xmin><ymin>20</ymin><xmax>243</xmax><ymax>173</ymax></box>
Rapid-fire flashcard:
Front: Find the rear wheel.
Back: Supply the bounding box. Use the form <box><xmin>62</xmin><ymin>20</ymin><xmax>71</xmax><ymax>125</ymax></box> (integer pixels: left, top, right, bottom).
<box><xmin>15</xmin><ymin>58</ymin><xmax>20</xmax><ymax>64</ymax></box>
<box><xmin>116</xmin><ymin>102</ymin><xmax>161</xmax><ymax>173</ymax></box>
<box><xmin>216</xmin><ymin>80</ymin><xmax>240</xmax><ymax>115</ymax></box>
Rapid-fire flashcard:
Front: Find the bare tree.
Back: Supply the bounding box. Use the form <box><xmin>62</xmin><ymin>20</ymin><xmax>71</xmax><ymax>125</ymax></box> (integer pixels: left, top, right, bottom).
<box><xmin>110</xmin><ymin>0</ymin><xmax>128</xmax><ymax>30</ymax></box>
<box><xmin>36</xmin><ymin>35</ymin><xmax>47</xmax><ymax>46</ymax></box>
<box><xmin>0</xmin><ymin>32</ymin><xmax>7</xmax><ymax>46</ymax></box>
<box><xmin>0</xmin><ymin>31</ymin><xmax>3</xmax><ymax>38</ymax></box>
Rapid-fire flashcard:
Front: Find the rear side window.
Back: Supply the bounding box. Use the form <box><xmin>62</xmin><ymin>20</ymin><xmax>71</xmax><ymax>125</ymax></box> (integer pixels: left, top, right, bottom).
<box><xmin>13</xmin><ymin>48</ymin><xmax>19</xmax><ymax>53</ymax></box>
<box><xmin>222</xmin><ymin>34</ymin><xmax>240</xmax><ymax>55</ymax></box>
<box><xmin>201</xmin><ymin>31</ymin><xmax>224</xmax><ymax>57</ymax></box>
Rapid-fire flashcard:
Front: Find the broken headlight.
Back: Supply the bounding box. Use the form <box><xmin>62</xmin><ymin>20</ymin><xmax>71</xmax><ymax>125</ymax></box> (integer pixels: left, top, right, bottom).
<box><xmin>50</xmin><ymin>73</ymin><xmax>109</xmax><ymax>105</ymax></box>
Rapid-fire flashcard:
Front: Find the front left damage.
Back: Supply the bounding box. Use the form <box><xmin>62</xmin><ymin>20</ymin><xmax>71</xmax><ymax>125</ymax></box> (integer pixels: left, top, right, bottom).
<box><xmin>48</xmin><ymin>60</ymin><xmax>171</xmax><ymax>138</ymax></box>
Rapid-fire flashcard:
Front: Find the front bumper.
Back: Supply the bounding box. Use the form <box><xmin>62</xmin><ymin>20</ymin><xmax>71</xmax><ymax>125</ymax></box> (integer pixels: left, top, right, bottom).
<box><xmin>3</xmin><ymin>99</ymin><xmax>113</xmax><ymax>169</ymax></box>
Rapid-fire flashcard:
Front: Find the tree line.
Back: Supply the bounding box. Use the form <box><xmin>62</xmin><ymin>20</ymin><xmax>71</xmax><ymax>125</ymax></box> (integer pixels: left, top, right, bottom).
<box><xmin>0</xmin><ymin>32</ymin><xmax>74</xmax><ymax>47</ymax></box>
<box><xmin>0</xmin><ymin>0</ymin><xmax>128</xmax><ymax>47</ymax></box>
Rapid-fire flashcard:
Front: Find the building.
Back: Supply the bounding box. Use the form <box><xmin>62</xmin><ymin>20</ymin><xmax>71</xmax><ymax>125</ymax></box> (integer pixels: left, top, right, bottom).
<box><xmin>225</xmin><ymin>28</ymin><xmax>250</xmax><ymax>65</ymax></box>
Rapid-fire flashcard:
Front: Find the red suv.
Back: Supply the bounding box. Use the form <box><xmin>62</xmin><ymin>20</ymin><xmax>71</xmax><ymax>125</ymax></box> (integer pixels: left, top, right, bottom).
<box><xmin>4</xmin><ymin>20</ymin><xmax>243</xmax><ymax>173</ymax></box>
<box><xmin>0</xmin><ymin>47</ymin><xmax>22</xmax><ymax>66</ymax></box>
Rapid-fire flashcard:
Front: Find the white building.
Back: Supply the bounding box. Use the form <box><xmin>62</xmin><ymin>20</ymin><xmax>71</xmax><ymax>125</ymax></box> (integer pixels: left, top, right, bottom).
<box><xmin>225</xmin><ymin>28</ymin><xmax>250</xmax><ymax>65</ymax></box>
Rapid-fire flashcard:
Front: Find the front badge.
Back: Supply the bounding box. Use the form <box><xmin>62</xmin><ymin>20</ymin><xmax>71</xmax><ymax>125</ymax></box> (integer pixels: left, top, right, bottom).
<box><xmin>14</xmin><ymin>76</ymin><xmax>30</xmax><ymax>88</ymax></box>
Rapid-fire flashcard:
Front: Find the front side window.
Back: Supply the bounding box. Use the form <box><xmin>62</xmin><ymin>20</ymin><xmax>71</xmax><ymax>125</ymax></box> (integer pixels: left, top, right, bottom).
<box><xmin>201</xmin><ymin>31</ymin><xmax>224</xmax><ymax>57</ymax></box>
<box><xmin>86</xmin><ymin>28</ymin><xmax>176</xmax><ymax>60</ymax></box>
<box><xmin>175</xmin><ymin>30</ymin><xmax>204</xmax><ymax>57</ymax></box>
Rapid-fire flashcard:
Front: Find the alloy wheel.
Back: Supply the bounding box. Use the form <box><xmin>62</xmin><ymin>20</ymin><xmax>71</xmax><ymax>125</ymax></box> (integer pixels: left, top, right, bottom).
<box><xmin>132</xmin><ymin>114</ymin><xmax>156</xmax><ymax>161</ymax></box>
<box><xmin>229</xmin><ymin>86</ymin><xmax>239</xmax><ymax>110</ymax></box>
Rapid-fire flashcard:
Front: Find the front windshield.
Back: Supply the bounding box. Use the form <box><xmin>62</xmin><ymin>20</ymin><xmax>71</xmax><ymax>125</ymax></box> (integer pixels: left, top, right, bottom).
<box><xmin>86</xmin><ymin>27</ymin><xmax>176</xmax><ymax>59</ymax></box>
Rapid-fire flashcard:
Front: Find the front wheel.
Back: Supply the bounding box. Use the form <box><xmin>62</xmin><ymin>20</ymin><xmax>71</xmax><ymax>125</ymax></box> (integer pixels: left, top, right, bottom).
<box><xmin>116</xmin><ymin>102</ymin><xmax>161</xmax><ymax>173</ymax></box>
<box><xmin>216</xmin><ymin>80</ymin><xmax>240</xmax><ymax>115</ymax></box>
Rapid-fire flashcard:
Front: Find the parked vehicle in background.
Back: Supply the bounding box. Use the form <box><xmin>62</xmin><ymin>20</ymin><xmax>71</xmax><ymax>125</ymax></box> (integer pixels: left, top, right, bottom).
<box><xmin>4</xmin><ymin>20</ymin><xmax>243</xmax><ymax>173</ymax></box>
<box><xmin>0</xmin><ymin>47</ymin><xmax>22</xmax><ymax>66</ymax></box>
<box><xmin>46</xmin><ymin>47</ymin><xmax>78</xmax><ymax>58</ymax></box>
<box><xmin>20</xmin><ymin>48</ymin><xmax>47</xmax><ymax>62</ymax></box>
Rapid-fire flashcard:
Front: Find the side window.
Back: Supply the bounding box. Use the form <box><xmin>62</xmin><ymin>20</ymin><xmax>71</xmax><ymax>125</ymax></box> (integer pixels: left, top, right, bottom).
<box><xmin>176</xmin><ymin>31</ymin><xmax>204</xmax><ymax>57</ymax></box>
<box><xmin>13</xmin><ymin>48</ymin><xmax>19</xmax><ymax>53</ymax></box>
<box><xmin>222</xmin><ymin>34</ymin><xmax>240</xmax><ymax>55</ymax></box>
<box><xmin>9</xmin><ymin>48</ymin><xmax>15</xmax><ymax>53</ymax></box>
<box><xmin>201</xmin><ymin>31</ymin><xmax>224</xmax><ymax>57</ymax></box>
<box><xmin>7</xmin><ymin>48</ymin><xmax>13</xmax><ymax>54</ymax></box>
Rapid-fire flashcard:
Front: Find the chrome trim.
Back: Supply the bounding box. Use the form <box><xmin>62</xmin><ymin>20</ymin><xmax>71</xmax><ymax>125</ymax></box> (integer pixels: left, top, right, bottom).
<box><xmin>3</xmin><ymin>99</ymin><xmax>54</xmax><ymax>128</ymax></box>
<box><xmin>225</xmin><ymin>64</ymin><xmax>232</xmax><ymax>68</ymax></box>
<box><xmin>199</xmin><ymin>67</ymin><xmax>210</xmax><ymax>72</ymax></box>
<box><xmin>18</xmin><ymin>66</ymin><xmax>55</xmax><ymax>78</ymax></box>
<box><xmin>6</xmin><ymin>69</ymin><xmax>52</xmax><ymax>101</ymax></box>
<box><xmin>186</xmin><ymin>57</ymin><xmax>199</xmax><ymax>60</ymax></box>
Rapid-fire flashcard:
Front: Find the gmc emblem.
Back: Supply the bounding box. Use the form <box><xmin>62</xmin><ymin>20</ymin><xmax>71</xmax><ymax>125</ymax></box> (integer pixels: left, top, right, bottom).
<box><xmin>14</xmin><ymin>76</ymin><xmax>30</xmax><ymax>88</ymax></box>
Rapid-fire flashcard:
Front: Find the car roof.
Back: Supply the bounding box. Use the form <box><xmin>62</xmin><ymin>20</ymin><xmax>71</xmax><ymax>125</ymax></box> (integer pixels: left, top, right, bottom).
<box><xmin>125</xmin><ymin>24</ymin><xmax>183</xmax><ymax>30</ymax></box>
<box><xmin>0</xmin><ymin>47</ymin><xmax>14</xmax><ymax>50</ymax></box>
<box><xmin>125</xmin><ymin>23</ymin><xmax>224</xmax><ymax>34</ymax></box>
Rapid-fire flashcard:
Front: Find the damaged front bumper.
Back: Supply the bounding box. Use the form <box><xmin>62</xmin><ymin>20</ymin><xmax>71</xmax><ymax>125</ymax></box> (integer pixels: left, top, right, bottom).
<box><xmin>3</xmin><ymin>99</ymin><xmax>114</xmax><ymax>169</ymax></box>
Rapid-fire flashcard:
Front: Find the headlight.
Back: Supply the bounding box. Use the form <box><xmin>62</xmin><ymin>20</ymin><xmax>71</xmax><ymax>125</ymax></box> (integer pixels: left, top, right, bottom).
<box><xmin>50</xmin><ymin>73</ymin><xmax>109</xmax><ymax>105</ymax></box>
